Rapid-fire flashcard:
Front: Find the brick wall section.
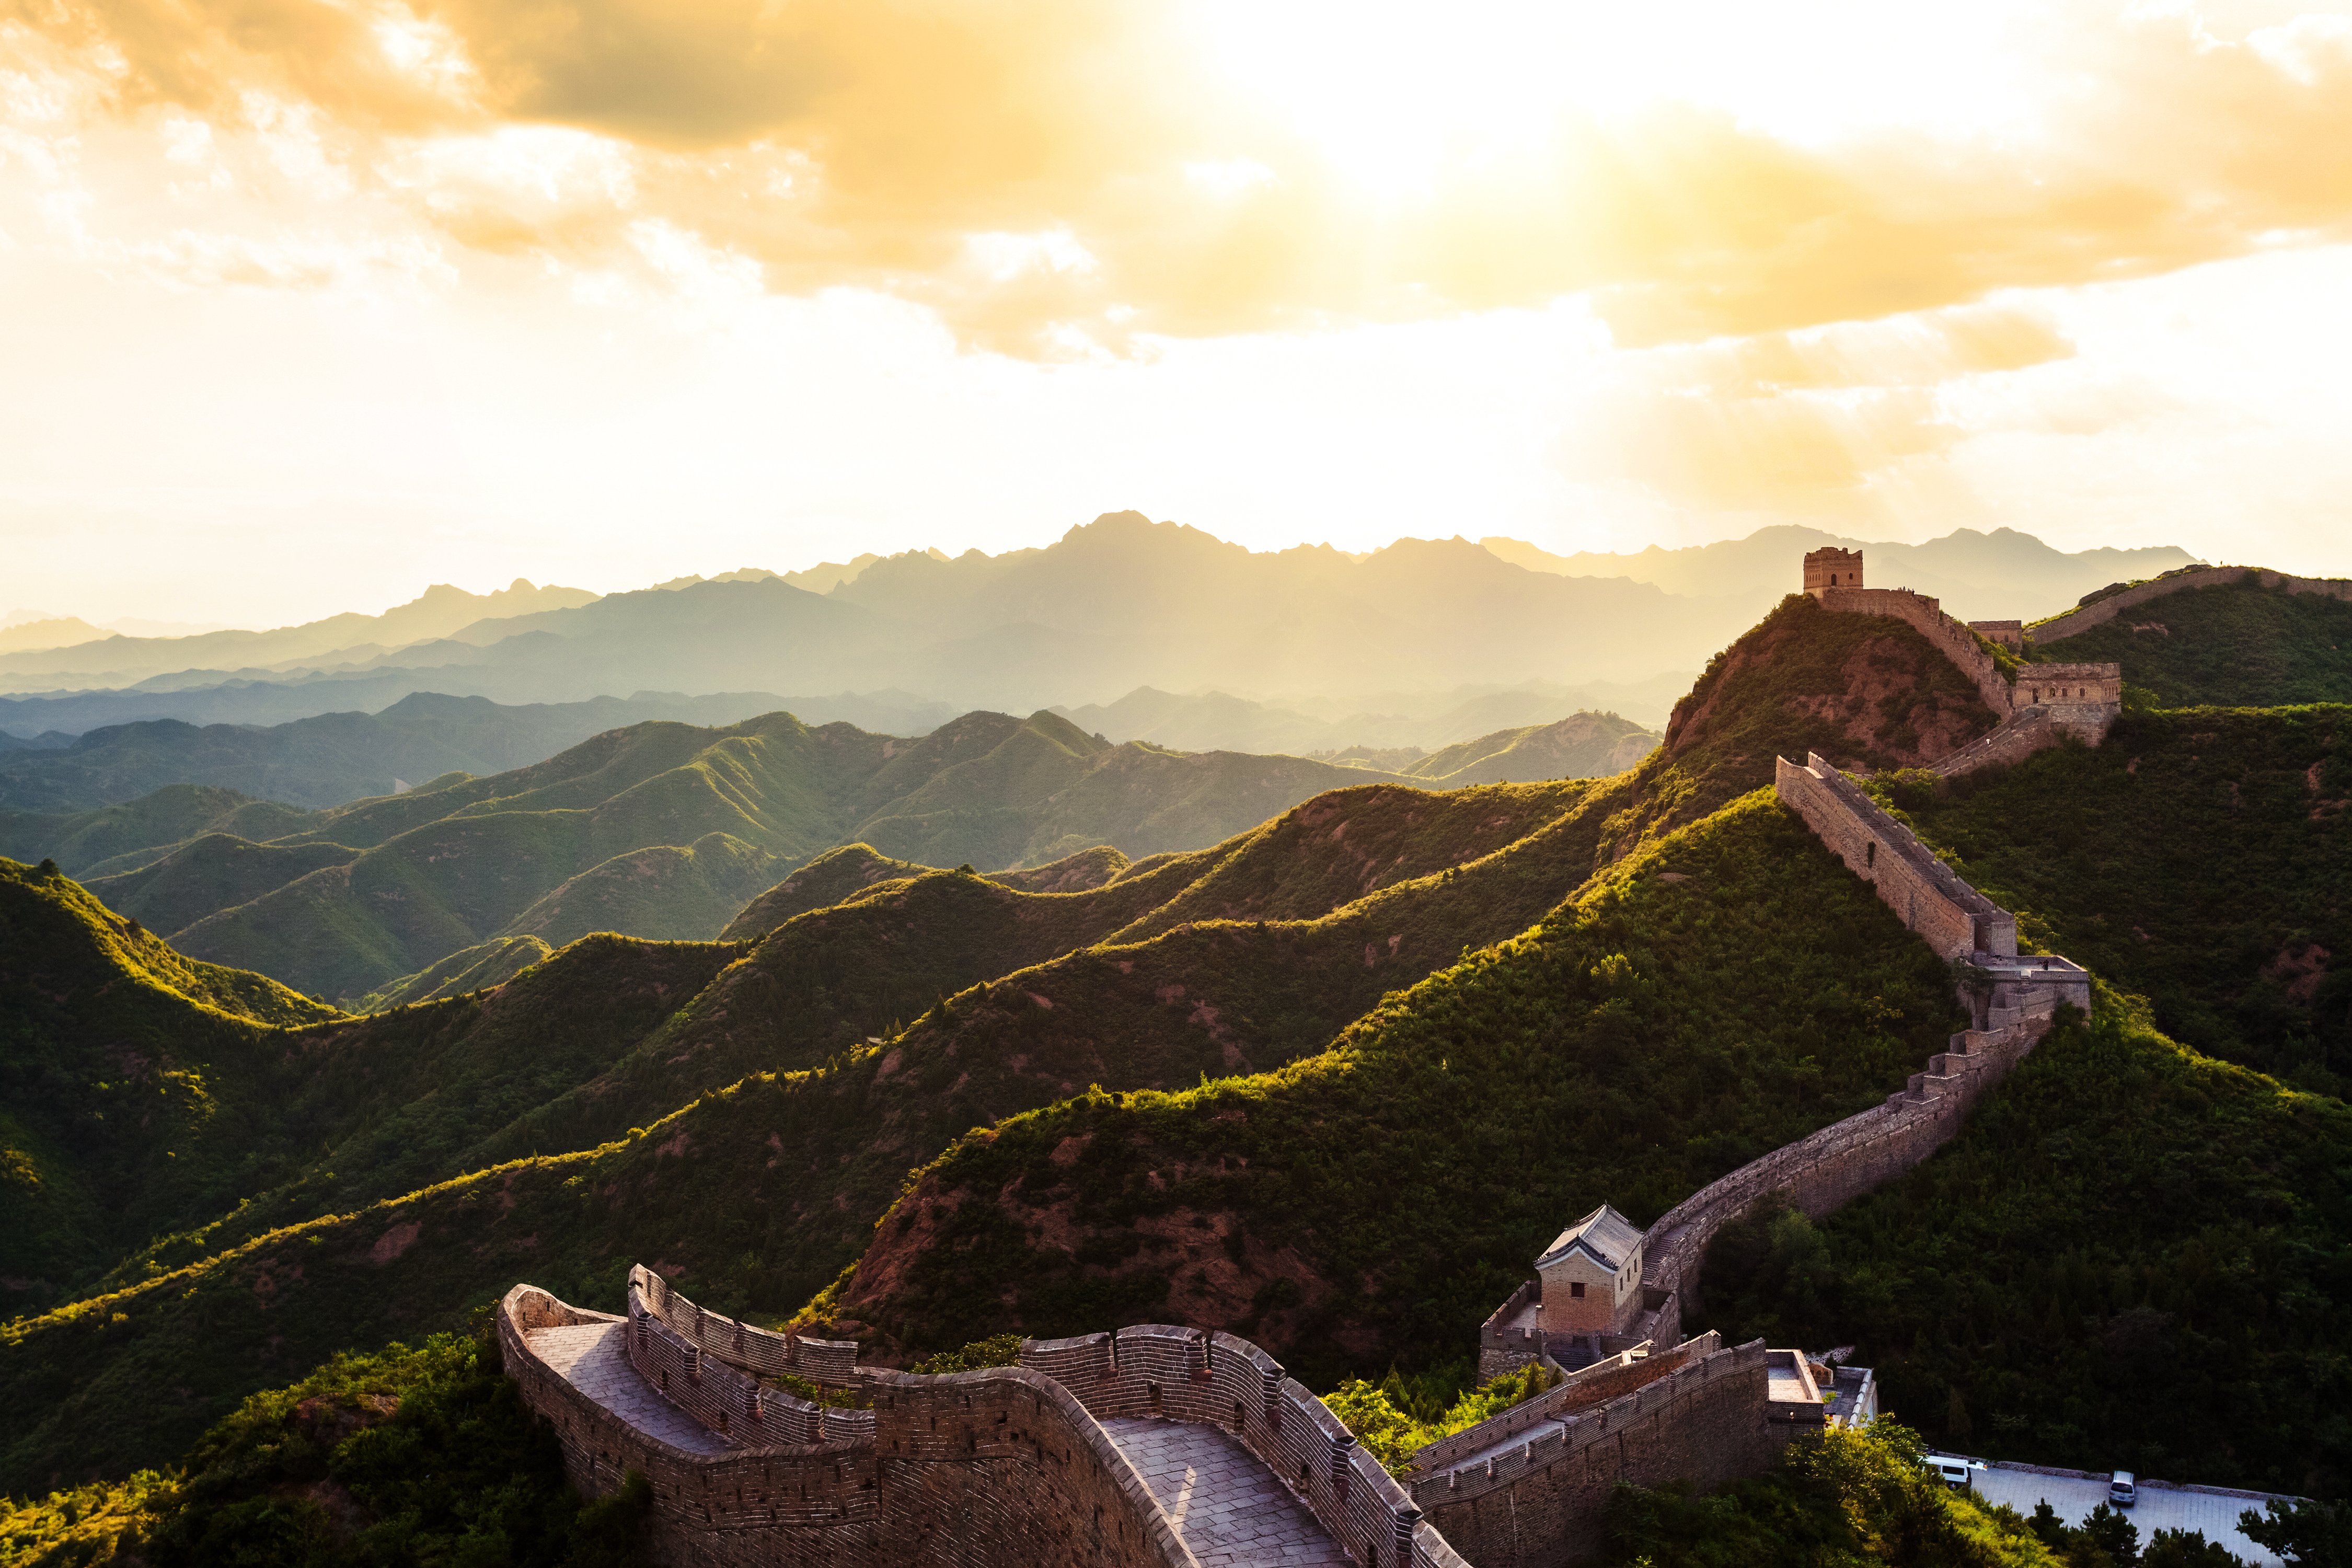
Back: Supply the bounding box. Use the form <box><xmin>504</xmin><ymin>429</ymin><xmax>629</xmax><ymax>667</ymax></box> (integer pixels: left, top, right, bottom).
<box><xmin>1929</xmin><ymin>708</ymin><xmax>2069</xmax><ymax>778</ymax></box>
<box><xmin>635</xmin><ymin>1264</ymin><xmax>860</xmax><ymax>1387</ymax></box>
<box><xmin>1410</xmin><ymin>1339</ymin><xmax>1779</xmax><ymax>1568</ymax></box>
<box><xmin>862</xmin><ymin>1368</ymin><xmax>1199</xmax><ymax>1568</ymax></box>
<box><xmin>505</xmin><ymin>1283</ymin><xmax>1203</xmax><ymax>1567</ymax></box>
<box><xmin>626</xmin><ymin>1279</ymin><xmax>875</xmax><ymax>1447</ymax></box>
<box><xmin>1023</xmin><ymin>1325</ymin><xmax>1471</xmax><ymax>1568</ymax></box>
<box><xmin>1418</xmin><ymin>1333</ymin><xmax>1721</xmax><ymax>1474</ymax></box>
<box><xmin>1817</xmin><ymin>586</ymin><xmax>2017</xmax><ymax>717</ymax></box>
<box><xmin>500</xmin><ymin>1285</ymin><xmax>883</xmax><ymax>1566</ymax></box>
<box><xmin>1776</xmin><ymin>752</ymin><xmax>2015</xmax><ymax>960</ymax></box>
<box><xmin>2030</xmin><ymin>566</ymin><xmax>2352</xmax><ymax>644</ymax></box>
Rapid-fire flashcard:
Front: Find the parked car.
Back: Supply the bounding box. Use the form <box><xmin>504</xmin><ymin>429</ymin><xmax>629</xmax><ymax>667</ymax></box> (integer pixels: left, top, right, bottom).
<box><xmin>2109</xmin><ymin>1471</ymin><xmax>2137</xmax><ymax>1508</ymax></box>
<box><xmin>1926</xmin><ymin>1455</ymin><xmax>1975</xmax><ymax>1491</ymax></box>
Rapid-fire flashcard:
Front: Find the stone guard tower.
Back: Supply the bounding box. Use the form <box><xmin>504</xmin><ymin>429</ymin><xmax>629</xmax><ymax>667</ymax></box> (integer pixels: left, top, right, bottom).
<box><xmin>1804</xmin><ymin>547</ymin><xmax>1864</xmax><ymax>595</ymax></box>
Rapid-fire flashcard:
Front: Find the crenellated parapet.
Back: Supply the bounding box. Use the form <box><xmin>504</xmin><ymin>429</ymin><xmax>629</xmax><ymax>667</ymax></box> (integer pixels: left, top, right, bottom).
<box><xmin>503</xmin><ymin>1268</ymin><xmax>1477</xmax><ymax>1568</ymax></box>
<box><xmin>1803</xmin><ymin>550</ymin><xmax>2124</xmax><ymax>766</ymax></box>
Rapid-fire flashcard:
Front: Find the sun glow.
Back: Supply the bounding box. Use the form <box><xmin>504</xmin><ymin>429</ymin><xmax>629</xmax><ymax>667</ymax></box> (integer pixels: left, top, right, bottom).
<box><xmin>1194</xmin><ymin>0</ymin><xmax>2043</xmax><ymax>198</ymax></box>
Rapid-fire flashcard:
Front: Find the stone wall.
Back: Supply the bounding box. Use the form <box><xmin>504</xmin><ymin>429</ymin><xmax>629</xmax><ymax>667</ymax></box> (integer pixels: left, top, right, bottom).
<box><xmin>635</xmin><ymin>1264</ymin><xmax>860</xmax><ymax>1388</ymax></box>
<box><xmin>1023</xmin><ymin>1324</ymin><xmax>1471</xmax><ymax>1568</ymax></box>
<box><xmin>1817</xmin><ymin>585</ymin><xmax>2017</xmax><ymax>718</ymax></box>
<box><xmin>1419</xmin><ymin>1334</ymin><xmax>1721</xmax><ymax>1475</ymax></box>
<box><xmin>505</xmin><ymin>1276</ymin><xmax>1479</xmax><ymax>1568</ymax></box>
<box><xmin>1410</xmin><ymin>1339</ymin><xmax>1778</xmax><ymax>1568</ymax></box>
<box><xmin>2030</xmin><ymin>566</ymin><xmax>2352</xmax><ymax>645</ymax></box>
<box><xmin>500</xmin><ymin>1285</ymin><xmax>884</xmax><ymax>1567</ymax></box>
<box><xmin>862</xmin><ymin>1369</ymin><xmax>1200</xmax><ymax>1568</ymax></box>
<box><xmin>1775</xmin><ymin>752</ymin><xmax>2015</xmax><ymax>961</ymax></box>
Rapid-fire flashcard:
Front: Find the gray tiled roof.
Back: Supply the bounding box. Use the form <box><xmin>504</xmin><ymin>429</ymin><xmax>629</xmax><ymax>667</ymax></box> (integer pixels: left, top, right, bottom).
<box><xmin>1535</xmin><ymin>1203</ymin><xmax>1645</xmax><ymax>1271</ymax></box>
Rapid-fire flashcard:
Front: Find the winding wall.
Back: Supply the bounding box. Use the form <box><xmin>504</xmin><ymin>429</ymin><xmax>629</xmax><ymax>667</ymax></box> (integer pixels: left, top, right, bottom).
<box><xmin>503</xmin><ymin>1270</ymin><xmax>1475</xmax><ymax>1568</ymax></box>
<box><xmin>2031</xmin><ymin>566</ymin><xmax>2352</xmax><ymax>644</ymax></box>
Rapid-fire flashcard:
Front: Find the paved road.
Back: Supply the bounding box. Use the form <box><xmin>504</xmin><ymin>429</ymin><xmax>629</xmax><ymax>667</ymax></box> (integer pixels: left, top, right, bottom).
<box><xmin>1102</xmin><ymin>1416</ymin><xmax>1350</xmax><ymax>1567</ymax></box>
<box><xmin>1968</xmin><ymin>1465</ymin><xmax>2281</xmax><ymax>1565</ymax></box>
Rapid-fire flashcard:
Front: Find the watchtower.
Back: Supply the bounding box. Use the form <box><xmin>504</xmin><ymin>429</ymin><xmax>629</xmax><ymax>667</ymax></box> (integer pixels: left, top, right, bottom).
<box><xmin>1804</xmin><ymin>547</ymin><xmax>1863</xmax><ymax>596</ymax></box>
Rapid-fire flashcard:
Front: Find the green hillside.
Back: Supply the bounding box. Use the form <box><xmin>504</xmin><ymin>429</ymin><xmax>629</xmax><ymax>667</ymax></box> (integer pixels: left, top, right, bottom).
<box><xmin>497</xmin><ymin>832</ymin><xmax>782</xmax><ymax>948</ymax></box>
<box><xmin>0</xmin><ymin>859</ymin><xmax>341</xmax><ymax>1301</ymax></box>
<box><xmin>1693</xmin><ymin>988</ymin><xmax>2352</xmax><ymax>1499</ymax></box>
<box><xmin>7</xmin><ymin>707</ymin><xmax>1444</xmax><ymax>1004</ymax></box>
<box><xmin>1880</xmin><ymin>705</ymin><xmax>2350</xmax><ymax>1090</ymax></box>
<box><xmin>0</xmin><ymin>775</ymin><xmax>1616</xmax><ymax>1486</ymax></box>
<box><xmin>13</xmin><ymin>582</ymin><xmax>2344</xmax><ymax>1528</ymax></box>
<box><xmin>0</xmin><ymin>690</ymin><xmax>786</xmax><ymax>813</ymax></box>
<box><xmin>353</xmin><ymin>935</ymin><xmax>555</xmax><ymax>1012</ymax></box>
<box><xmin>84</xmin><ymin>834</ymin><xmax>356</xmax><ymax>938</ymax></box>
<box><xmin>821</xmin><ymin>792</ymin><xmax>1963</xmax><ymax>1379</ymax></box>
<box><xmin>2029</xmin><ymin>575</ymin><xmax>2352</xmax><ymax>707</ymax></box>
<box><xmin>0</xmin><ymin>786</ymin><xmax>315</xmax><ymax>877</ymax></box>
<box><xmin>0</xmin><ymin>1326</ymin><xmax>644</xmax><ymax>1568</ymax></box>
<box><xmin>1401</xmin><ymin>711</ymin><xmax>1657</xmax><ymax>785</ymax></box>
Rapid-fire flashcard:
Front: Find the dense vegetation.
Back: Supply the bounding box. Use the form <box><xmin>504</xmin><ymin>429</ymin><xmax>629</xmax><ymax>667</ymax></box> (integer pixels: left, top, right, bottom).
<box><xmin>2029</xmin><ymin>577</ymin><xmax>2352</xmax><ymax>708</ymax></box>
<box><xmin>1692</xmin><ymin>992</ymin><xmax>2352</xmax><ymax>1498</ymax></box>
<box><xmin>0</xmin><ymin>1324</ymin><xmax>648</xmax><ymax>1567</ymax></box>
<box><xmin>1872</xmin><ymin>707</ymin><xmax>2351</xmax><ymax>1091</ymax></box>
<box><xmin>0</xmin><ymin>691</ymin><xmax>762</xmax><ymax>814</ymax></box>
<box><xmin>0</xmin><ymin>858</ymin><xmax>342</xmax><ymax>1297</ymax></box>
<box><xmin>1594</xmin><ymin>1419</ymin><xmax>2262</xmax><ymax>1567</ymax></box>
<box><xmin>823</xmin><ymin>792</ymin><xmax>1966</xmax><ymax>1384</ymax></box>
<box><xmin>6</xmin><ymin>706</ymin><xmax>1463</xmax><ymax>1003</ymax></box>
<box><xmin>0</xmin><ymin>777</ymin><xmax>1619</xmax><ymax>1489</ymax></box>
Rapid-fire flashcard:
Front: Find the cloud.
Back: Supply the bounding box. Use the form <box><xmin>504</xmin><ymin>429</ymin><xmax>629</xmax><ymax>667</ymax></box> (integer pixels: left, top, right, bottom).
<box><xmin>12</xmin><ymin>0</ymin><xmax>2352</xmax><ymax>354</ymax></box>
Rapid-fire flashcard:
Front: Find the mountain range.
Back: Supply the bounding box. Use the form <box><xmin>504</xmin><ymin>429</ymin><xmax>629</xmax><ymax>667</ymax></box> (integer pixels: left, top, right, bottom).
<box><xmin>1487</xmin><ymin>524</ymin><xmax>2199</xmax><ymax>624</ymax></box>
<box><xmin>1</xmin><ymin>566</ymin><xmax>2345</xmax><ymax>1530</ymax></box>
<box><xmin>0</xmin><ymin>517</ymin><xmax>2189</xmax><ymax>747</ymax></box>
<box><xmin>0</xmin><ymin>704</ymin><xmax>1656</xmax><ymax>1004</ymax></box>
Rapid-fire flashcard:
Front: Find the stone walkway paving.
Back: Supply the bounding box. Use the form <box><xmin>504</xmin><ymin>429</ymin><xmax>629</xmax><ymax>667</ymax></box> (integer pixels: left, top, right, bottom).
<box><xmin>527</xmin><ymin>1321</ymin><xmax>733</xmax><ymax>1456</ymax></box>
<box><xmin>1101</xmin><ymin>1416</ymin><xmax>1349</xmax><ymax>1566</ymax></box>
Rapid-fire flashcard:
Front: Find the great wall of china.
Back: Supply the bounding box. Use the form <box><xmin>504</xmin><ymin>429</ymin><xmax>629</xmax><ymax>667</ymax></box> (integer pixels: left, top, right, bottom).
<box><xmin>497</xmin><ymin>550</ymin><xmax>2117</xmax><ymax>1566</ymax></box>
<box><xmin>2027</xmin><ymin>563</ymin><xmax>2352</xmax><ymax>645</ymax></box>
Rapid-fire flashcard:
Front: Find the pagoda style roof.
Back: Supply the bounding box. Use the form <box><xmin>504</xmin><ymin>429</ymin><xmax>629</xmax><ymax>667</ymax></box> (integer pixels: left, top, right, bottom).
<box><xmin>1535</xmin><ymin>1203</ymin><xmax>1644</xmax><ymax>1272</ymax></box>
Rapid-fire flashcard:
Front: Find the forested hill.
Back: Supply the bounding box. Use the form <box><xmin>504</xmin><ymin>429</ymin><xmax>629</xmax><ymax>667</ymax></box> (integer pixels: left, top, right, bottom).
<box><xmin>5</xmin><ymin>579</ymin><xmax>2345</xmax><ymax>1528</ymax></box>
<box><xmin>0</xmin><ymin>703</ymin><xmax>1661</xmax><ymax>1005</ymax></box>
<box><xmin>2026</xmin><ymin>572</ymin><xmax>2352</xmax><ymax>707</ymax></box>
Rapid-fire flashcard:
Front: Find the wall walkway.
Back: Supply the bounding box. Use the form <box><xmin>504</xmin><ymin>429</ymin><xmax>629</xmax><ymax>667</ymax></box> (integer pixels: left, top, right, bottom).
<box><xmin>502</xmin><ymin>1269</ymin><xmax>1475</xmax><ymax>1568</ymax></box>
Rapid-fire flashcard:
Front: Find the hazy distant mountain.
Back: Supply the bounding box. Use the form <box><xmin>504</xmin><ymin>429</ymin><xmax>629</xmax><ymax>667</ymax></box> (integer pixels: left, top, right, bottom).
<box><xmin>1055</xmin><ymin>680</ymin><xmax>1682</xmax><ymax>753</ymax></box>
<box><xmin>0</xmin><ymin>579</ymin><xmax>598</xmax><ymax>688</ymax></box>
<box><xmin>0</xmin><ymin>681</ymin><xmax>957</xmax><ymax>748</ymax></box>
<box><xmin>0</xmin><ymin>617</ymin><xmax>108</xmax><ymax>655</ymax></box>
<box><xmin>1484</xmin><ymin>525</ymin><xmax>2200</xmax><ymax>624</ymax></box>
<box><xmin>0</xmin><ymin>691</ymin><xmax>884</xmax><ymax>813</ymax></box>
<box><xmin>0</xmin><ymin>519</ymin><xmax>2195</xmax><ymax>752</ymax></box>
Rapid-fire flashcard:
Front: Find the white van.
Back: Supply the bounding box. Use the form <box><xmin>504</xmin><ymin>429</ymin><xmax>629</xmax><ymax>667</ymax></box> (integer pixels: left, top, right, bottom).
<box><xmin>1926</xmin><ymin>1455</ymin><xmax>1974</xmax><ymax>1491</ymax></box>
<box><xmin>2109</xmin><ymin>1472</ymin><xmax>2137</xmax><ymax>1508</ymax></box>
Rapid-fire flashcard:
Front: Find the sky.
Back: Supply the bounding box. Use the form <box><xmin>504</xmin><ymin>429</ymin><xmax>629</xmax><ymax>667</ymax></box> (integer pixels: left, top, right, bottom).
<box><xmin>5</xmin><ymin>0</ymin><xmax>2352</xmax><ymax>627</ymax></box>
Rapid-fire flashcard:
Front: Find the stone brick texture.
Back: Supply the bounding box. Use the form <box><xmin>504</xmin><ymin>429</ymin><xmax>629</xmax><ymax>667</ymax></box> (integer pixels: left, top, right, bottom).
<box><xmin>505</xmin><ymin>1274</ymin><xmax>1477</xmax><ymax>1568</ymax></box>
<box><xmin>1412</xmin><ymin>1340</ymin><xmax>1780</xmax><ymax>1568</ymax></box>
<box><xmin>1777</xmin><ymin>753</ymin><xmax>2014</xmax><ymax>961</ymax></box>
<box><xmin>1421</xmin><ymin>1334</ymin><xmax>1723</xmax><ymax>1475</ymax></box>
<box><xmin>2030</xmin><ymin>565</ymin><xmax>2352</xmax><ymax>645</ymax></box>
<box><xmin>1817</xmin><ymin>586</ymin><xmax>2021</xmax><ymax>718</ymax></box>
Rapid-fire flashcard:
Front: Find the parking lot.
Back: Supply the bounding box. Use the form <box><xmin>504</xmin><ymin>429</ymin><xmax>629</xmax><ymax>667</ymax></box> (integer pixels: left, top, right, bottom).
<box><xmin>1965</xmin><ymin>1463</ymin><xmax>2285</xmax><ymax>1565</ymax></box>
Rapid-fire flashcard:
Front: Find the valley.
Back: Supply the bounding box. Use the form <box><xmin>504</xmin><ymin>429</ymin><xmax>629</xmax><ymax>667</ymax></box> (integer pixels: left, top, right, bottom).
<box><xmin>3</xmin><ymin>553</ymin><xmax>2346</xmax><ymax>1566</ymax></box>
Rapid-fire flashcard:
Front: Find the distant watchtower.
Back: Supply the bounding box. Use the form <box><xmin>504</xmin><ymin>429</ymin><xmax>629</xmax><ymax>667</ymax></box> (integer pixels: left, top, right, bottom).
<box><xmin>1804</xmin><ymin>547</ymin><xmax>1864</xmax><ymax>596</ymax></box>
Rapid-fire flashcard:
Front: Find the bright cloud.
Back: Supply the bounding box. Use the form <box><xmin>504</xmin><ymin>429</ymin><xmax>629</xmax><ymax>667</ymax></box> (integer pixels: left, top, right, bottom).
<box><xmin>2</xmin><ymin>0</ymin><xmax>2351</xmax><ymax>624</ymax></box>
